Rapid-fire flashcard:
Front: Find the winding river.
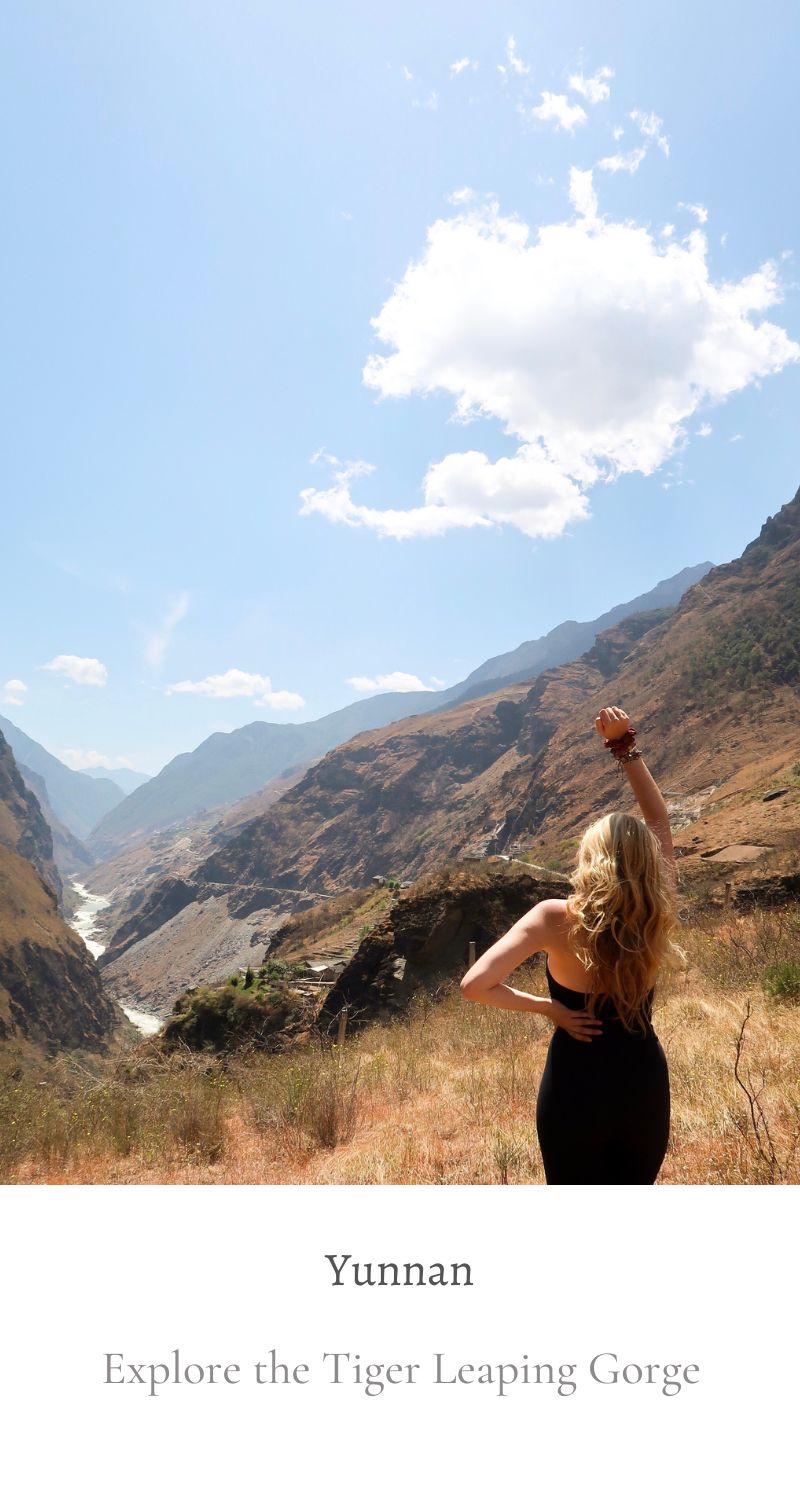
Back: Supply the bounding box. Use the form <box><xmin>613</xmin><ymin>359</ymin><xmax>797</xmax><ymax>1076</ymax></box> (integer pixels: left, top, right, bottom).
<box><xmin>68</xmin><ymin>879</ymin><xmax>162</xmax><ymax>1036</ymax></box>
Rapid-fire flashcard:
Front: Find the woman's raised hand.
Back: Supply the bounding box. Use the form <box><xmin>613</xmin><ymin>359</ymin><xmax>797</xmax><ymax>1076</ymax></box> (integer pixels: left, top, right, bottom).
<box><xmin>594</xmin><ymin>704</ymin><xmax>630</xmax><ymax>742</ymax></box>
<box><xmin>548</xmin><ymin>999</ymin><xmax>603</xmax><ymax>1043</ymax></box>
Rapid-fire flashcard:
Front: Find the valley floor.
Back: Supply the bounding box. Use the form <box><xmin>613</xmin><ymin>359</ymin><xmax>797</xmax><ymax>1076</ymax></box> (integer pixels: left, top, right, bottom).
<box><xmin>3</xmin><ymin>907</ymin><xmax>800</xmax><ymax>1185</ymax></box>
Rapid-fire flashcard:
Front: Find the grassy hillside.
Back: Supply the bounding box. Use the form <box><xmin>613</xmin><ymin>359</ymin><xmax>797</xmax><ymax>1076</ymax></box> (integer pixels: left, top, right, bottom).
<box><xmin>2</xmin><ymin>900</ymin><xmax>799</xmax><ymax>1184</ymax></box>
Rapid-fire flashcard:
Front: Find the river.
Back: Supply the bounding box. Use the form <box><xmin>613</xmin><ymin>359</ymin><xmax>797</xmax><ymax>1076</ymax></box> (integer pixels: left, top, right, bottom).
<box><xmin>68</xmin><ymin>879</ymin><xmax>162</xmax><ymax>1036</ymax></box>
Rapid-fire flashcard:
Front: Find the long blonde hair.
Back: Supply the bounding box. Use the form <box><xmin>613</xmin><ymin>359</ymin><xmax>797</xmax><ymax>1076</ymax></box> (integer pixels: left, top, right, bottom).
<box><xmin>565</xmin><ymin>811</ymin><xmax>681</xmax><ymax>1033</ymax></box>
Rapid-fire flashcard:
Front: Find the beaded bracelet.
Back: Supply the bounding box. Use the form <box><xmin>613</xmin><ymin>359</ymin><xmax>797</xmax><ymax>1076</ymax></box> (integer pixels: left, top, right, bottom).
<box><xmin>604</xmin><ymin>726</ymin><xmax>642</xmax><ymax>771</ymax></box>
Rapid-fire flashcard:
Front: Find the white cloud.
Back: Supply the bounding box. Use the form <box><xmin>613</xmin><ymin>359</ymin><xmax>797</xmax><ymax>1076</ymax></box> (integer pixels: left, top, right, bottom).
<box><xmin>43</xmin><ymin>655</ymin><xmax>108</xmax><ymax>687</ymax></box>
<box><xmin>412</xmin><ymin>89</ymin><xmax>439</xmax><ymax>111</ymax></box>
<box><xmin>680</xmin><ymin>201</ymin><xmax>709</xmax><ymax>224</ymax></box>
<box><xmin>612</xmin><ymin>125</ymin><xmax>625</xmax><ymax>141</ymax></box>
<box><xmin>300</xmin><ymin>180</ymin><xmax>798</xmax><ymax>542</ymax></box>
<box><xmin>498</xmin><ymin>35</ymin><xmax>530</xmax><ymax>77</ymax></box>
<box><xmin>730</xmin><ymin>432</ymin><xmax>744</xmax><ymax>442</ymax></box>
<box><xmin>59</xmin><ymin>748</ymin><xmax>136</xmax><ymax>771</ymax></box>
<box><xmin>599</xmin><ymin>109</ymin><xmax>668</xmax><ymax>175</ymax></box>
<box><xmin>430</xmin><ymin>675</ymin><xmax>446</xmax><ymax>687</ymax></box>
<box><xmin>660</xmin><ymin>224</ymin><xmax>675</xmax><ymax>238</ymax></box>
<box><xmin>569</xmin><ymin>66</ymin><xmax>614</xmax><ymax>104</ymax></box>
<box><xmin>568</xmin><ymin>167</ymin><xmax>598</xmax><ymax>222</ymax></box>
<box><xmin>144</xmin><ymin>592</ymin><xmax>189</xmax><ymax>670</ymax></box>
<box><xmin>697</xmin><ymin>422</ymin><xmax>712</xmax><ymax>437</ymax></box>
<box><xmin>447</xmin><ymin>187</ymin><xmax>475</xmax><ymax>206</ymax></box>
<box><xmin>450</xmin><ymin>57</ymin><xmax>478</xmax><ymax>76</ymax></box>
<box><xmin>597</xmin><ymin>146</ymin><xmax>647</xmax><ymax>174</ymax></box>
<box><xmin>401</xmin><ymin>65</ymin><xmax>413</xmax><ymax>82</ymax></box>
<box><xmin>165</xmin><ymin>668</ymin><xmax>305</xmax><ymax>710</ymax></box>
<box><xmin>527</xmin><ymin>92</ymin><xmax>588</xmax><ymax>132</ymax></box>
<box><xmin>1</xmin><ymin>678</ymin><xmax>27</xmax><ymax>707</ymax></box>
<box><xmin>630</xmin><ymin>109</ymin><xmax>669</xmax><ymax>156</ymax></box>
<box><xmin>346</xmin><ymin>671</ymin><xmax>435</xmax><ymax>694</ymax></box>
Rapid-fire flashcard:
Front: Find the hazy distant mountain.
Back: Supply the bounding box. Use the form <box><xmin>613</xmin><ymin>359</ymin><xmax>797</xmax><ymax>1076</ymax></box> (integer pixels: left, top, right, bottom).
<box><xmin>456</xmin><ymin>564</ymin><xmax>712</xmax><ymax>695</ymax></box>
<box><xmin>88</xmin><ymin>562</ymin><xmax>711</xmax><ymax>855</ymax></box>
<box><xmin>17</xmin><ymin>765</ymin><xmax>95</xmax><ymax>878</ymax></box>
<box><xmin>83</xmin><ymin>766</ymin><xmax>151</xmax><ymax>794</ymax></box>
<box><xmin>0</xmin><ymin>715</ymin><xmax>125</xmax><ymax>840</ymax></box>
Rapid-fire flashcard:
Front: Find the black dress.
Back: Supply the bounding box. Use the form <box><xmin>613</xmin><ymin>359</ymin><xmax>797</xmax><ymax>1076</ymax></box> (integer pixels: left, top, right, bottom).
<box><xmin>535</xmin><ymin>960</ymin><xmax>670</xmax><ymax>1185</ymax></box>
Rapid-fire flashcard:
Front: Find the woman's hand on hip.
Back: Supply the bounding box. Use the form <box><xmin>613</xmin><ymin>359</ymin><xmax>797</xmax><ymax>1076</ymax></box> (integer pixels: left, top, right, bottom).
<box><xmin>548</xmin><ymin>999</ymin><xmax>603</xmax><ymax>1042</ymax></box>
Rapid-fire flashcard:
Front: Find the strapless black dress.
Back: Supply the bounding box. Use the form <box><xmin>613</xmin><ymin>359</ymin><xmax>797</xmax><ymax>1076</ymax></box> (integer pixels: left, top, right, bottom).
<box><xmin>535</xmin><ymin>961</ymin><xmax>670</xmax><ymax>1185</ymax></box>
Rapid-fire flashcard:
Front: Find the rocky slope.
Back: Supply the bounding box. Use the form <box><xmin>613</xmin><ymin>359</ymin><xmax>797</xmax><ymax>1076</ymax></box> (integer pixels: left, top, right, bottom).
<box><xmin>0</xmin><ymin>731</ymin><xmax>62</xmax><ymax>901</ymax></box>
<box><xmin>97</xmin><ymin>484</ymin><xmax>800</xmax><ymax>1014</ymax></box>
<box><xmin>18</xmin><ymin>766</ymin><xmax>94</xmax><ymax>882</ymax></box>
<box><xmin>88</xmin><ymin>564</ymin><xmax>710</xmax><ymax>856</ymax></box>
<box><xmin>0</xmin><ymin>733</ymin><xmax>120</xmax><ymax>1055</ymax></box>
<box><xmin>158</xmin><ymin>861</ymin><xmax>569</xmax><ymax>1053</ymax></box>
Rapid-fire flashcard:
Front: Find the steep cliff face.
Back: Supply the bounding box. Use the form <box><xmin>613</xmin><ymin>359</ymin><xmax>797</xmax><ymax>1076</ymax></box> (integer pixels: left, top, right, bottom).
<box><xmin>0</xmin><ymin>843</ymin><xmax>119</xmax><ymax>1054</ymax></box>
<box><xmin>0</xmin><ymin>731</ymin><xmax>62</xmax><ymax>902</ymax></box>
<box><xmin>0</xmin><ymin>732</ymin><xmax>119</xmax><ymax>1055</ymax></box>
<box><xmin>18</xmin><ymin>765</ymin><xmax>94</xmax><ymax>880</ymax></box>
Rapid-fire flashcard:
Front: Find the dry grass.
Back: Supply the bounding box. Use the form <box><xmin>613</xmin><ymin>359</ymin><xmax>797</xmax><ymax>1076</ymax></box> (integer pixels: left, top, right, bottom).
<box><xmin>3</xmin><ymin>906</ymin><xmax>800</xmax><ymax>1185</ymax></box>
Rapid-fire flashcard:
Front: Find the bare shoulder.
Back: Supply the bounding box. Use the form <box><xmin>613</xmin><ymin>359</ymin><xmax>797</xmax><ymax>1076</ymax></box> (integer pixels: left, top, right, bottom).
<box><xmin>525</xmin><ymin>897</ymin><xmax>571</xmax><ymax>946</ymax></box>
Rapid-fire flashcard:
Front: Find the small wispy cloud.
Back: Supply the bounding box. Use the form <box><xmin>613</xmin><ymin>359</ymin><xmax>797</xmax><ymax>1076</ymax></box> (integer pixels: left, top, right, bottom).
<box><xmin>346</xmin><ymin>671</ymin><xmax>435</xmax><ymax>694</ymax></box>
<box><xmin>568</xmin><ymin>167</ymin><xmax>599</xmax><ymax>221</ymax></box>
<box><xmin>597</xmin><ymin>146</ymin><xmax>647</xmax><ymax>174</ymax></box>
<box><xmin>447</xmin><ymin>186</ymin><xmax>476</xmax><ymax>205</ymax></box>
<box><xmin>599</xmin><ymin>109</ymin><xmax>669</xmax><ymax>174</ymax></box>
<box><xmin>697</xmin><ymin>422</ymin><xmax>712</xmax><ymax>437</ymax></box>
<box><xmin>568</xmin><ymin>65</ymin><xmax>614</xmax><ymax>103</ymax></box>
<box><xmin>43</xmin><ymin>655</ymin><xmax>108</xmax><ymax>687</ymax></box>
<box><xmin>1</xmin><ymin>678</ymin><xmax>27</xmax><ymax>707</ymax></box>
<box><xmin>730</xmin><ymin>433</ymin><xmax>744</xmax><ymax>442</ymax></box>
<box><xmin>527</xmin><ymin>92</ymin><xmax>588</xmax><ymax>132</ymax></box>
<box><xmin>679</xmin><ymin>201</ymin><xmax>709</xmax><ymax>224</ymax></box>
<box><xmin>630</xmin><ymin>108</ymin><xmax>670</xmax><ymax>156</ymax></box>
<box><xmin>450</xmin><ymin>57</ymin><xmax>478</xmax><ymax>77</ymax></box>
<box><xmin>165</xmin><ymin>668</ymin><xmax>305</xmax><ymax>711</ymax></box>
<box><xmin>144</xmin><ymin>592</ymin><xmax>190</xmax><ymax>671</ymax></box>
<box><xmin>59</xmin><ymin>748</ymin><xmax>136</xmax><ymax>772</ymax></box>
<box><xmin>497</xmin><ymin>35</ymin><xmax>530</xmax><ymax>78</ymax></box>
<box><xmin>412</xmin><ymin>89</ymin><xmax>439</xmax><ymax>111</ymax></box>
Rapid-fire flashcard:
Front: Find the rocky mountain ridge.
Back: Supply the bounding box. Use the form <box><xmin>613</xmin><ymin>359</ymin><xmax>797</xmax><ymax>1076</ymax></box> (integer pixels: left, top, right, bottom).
<box><xmin>0</xmin><ymin>732</ymin><xmax>120</xmax><ymax>1056</ymax></box>
<box><xmin>87</xmin><ymin>562</ymin><xmax>711</xmax><ymax>855</ymax></box>
<box><xmin>96</xmin><ymin>485</ymin><xmax>800</xmax><ymax>1016</ymax></box>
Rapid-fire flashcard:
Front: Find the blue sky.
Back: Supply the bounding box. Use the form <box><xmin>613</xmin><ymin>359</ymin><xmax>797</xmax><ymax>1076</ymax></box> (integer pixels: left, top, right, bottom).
<box><xmin>1</xmin><ymin>1</ymin><xmax>798</xmax><ymax>774</ymax></box>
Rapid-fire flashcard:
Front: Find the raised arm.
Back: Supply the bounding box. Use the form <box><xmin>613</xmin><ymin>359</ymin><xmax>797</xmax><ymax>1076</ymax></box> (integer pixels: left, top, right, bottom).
<box><xmin>595</xmin><ymin>705</ymin><xmax>676</xmax><ymax>889</ymax></box>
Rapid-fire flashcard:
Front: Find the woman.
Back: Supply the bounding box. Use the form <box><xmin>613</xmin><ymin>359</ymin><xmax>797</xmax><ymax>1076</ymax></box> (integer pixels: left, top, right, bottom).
<box><xmin>460</xmin><ymin>706</ymin><xmax>680</xmax><ymax>1184</ymax></box>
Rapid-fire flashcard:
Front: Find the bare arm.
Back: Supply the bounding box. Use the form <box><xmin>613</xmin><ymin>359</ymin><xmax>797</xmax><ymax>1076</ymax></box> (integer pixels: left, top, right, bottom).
<box><xmin>596</xmin><ymin>706</ymin><xmax>676</xmax><ymax>889</ymax></box>
<box><xmin>459</xmin><ymin>900</ymin><xmax>602</xmax><ymax>1042</ymax></box>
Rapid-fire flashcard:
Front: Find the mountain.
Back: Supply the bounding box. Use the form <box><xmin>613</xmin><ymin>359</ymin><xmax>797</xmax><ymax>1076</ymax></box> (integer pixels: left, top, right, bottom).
<box><xmin>97</xmin><ymin>484</ymin><xmax>799</xmax><ymax>1013</ymax></box>
<box><xmin>456</xmin><ymin>564</ymin><xmax>711</xmax><ymax>695</ymax></box>
<box><xmin>83</xmin><ymin>766</ymin><xmax>151</xmax><ymax>794</ymax></box>
<box><xmin>0</xmin><ymin>731</ymin><xmax>119</xmax><ymax>1055</ymax></box>
<box><xmin>88</xmin><ymin>562</ymin><xmax>710</xmax><ymax>856</ymax></box>
<box><xmin>0</xmin><ymin>715</ymin><xmax>125</xmax><ymax>839</ymax></box>
<box><xmin>17</xmin><ymin>766</ymin><xmax>94</xmax><ymax>880</ymax></box>
<box><xmin>0</xmin><ymin>731</ymin><xmax>62</xmax><ymax>901</ymax></box>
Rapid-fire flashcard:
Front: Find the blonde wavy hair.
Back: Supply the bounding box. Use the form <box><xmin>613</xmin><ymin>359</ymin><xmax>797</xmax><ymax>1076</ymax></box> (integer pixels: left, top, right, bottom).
<box><xmin>565</xmin><ymin>811</ymin><xmax>682</xmax><ymax>1033</ymax></box>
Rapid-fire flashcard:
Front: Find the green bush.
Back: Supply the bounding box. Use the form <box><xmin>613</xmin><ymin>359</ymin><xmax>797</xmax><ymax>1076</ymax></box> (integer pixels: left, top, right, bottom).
<box><xmin>163</xmin><ymin>983</ymin><xmax>300</xmax><ymax>1052</ymax></box>
<box><xmin>762</xmin><ymin>962</ymin><xmax>800</xmax><ymax>1003</ymax></box>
